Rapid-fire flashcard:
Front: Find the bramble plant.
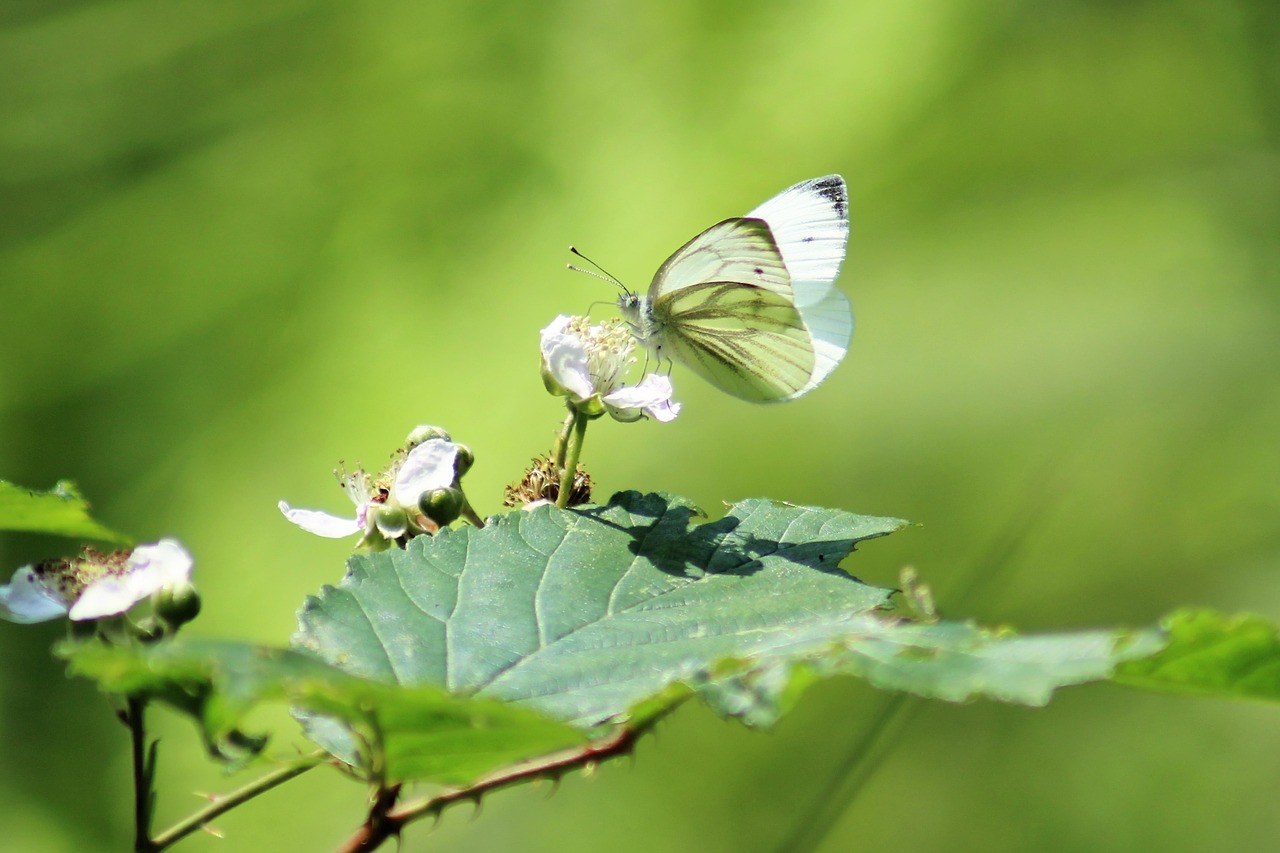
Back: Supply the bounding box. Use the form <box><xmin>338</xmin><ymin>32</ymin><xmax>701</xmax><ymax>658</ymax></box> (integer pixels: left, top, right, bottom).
<box><xmin>2</xmin><ymin>177</ymin><xmax>1279</xmax><ymax>852</ymax></box>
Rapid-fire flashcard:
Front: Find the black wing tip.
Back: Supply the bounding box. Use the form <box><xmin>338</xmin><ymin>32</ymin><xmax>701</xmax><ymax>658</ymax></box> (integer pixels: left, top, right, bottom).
<box><xmin>806</xmin><ymin>175</ymin><xmax>848</xmax><ymax>217</ymax></box>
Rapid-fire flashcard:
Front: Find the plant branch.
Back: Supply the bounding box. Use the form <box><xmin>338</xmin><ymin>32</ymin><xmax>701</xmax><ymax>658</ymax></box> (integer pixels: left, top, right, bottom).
<box><xmin>331</xmin><ymin>725</ymin><xmax>644</xmax><ymax>853</ymax></box>
<box><xmin>126</xmin><ymin>697</ymin><xmax>155</xmax><ymax>853</ymax></box>
<box><xmin>149</xmin><ymin>752</ymin><xmax>327</xmax><ymax>851</ymax></box>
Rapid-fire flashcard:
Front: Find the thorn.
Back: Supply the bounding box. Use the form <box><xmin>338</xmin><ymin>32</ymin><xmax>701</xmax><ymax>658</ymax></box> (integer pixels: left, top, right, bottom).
<box><xmin>468</xmin><ymin>794</ymin><xmax>484</xmax><ymax>821</ymax></box>
<box><xmin>201</xmin><ymin>824</ymin><xmax>225</xmax><ymax>839</ymax></box>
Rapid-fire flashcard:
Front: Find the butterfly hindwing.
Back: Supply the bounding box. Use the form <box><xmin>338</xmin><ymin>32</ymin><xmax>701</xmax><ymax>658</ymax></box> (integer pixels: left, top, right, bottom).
<box><xmin>653</xmin><ymin>282</ymin><xmax>815</xmax><ymax>402</ymax></box>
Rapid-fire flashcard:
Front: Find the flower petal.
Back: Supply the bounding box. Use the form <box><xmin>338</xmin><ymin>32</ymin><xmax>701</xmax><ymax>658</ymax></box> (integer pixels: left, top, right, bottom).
<box><xmin>70</xmin><ymin>539</ymin><xmax>196</xmax><ymax>621</ymax></box>
<box><xmin>603</xmin><ymin>373</ymin><xmax>681</xmax><ymax>423</ymax></box>
<box><xmin>0</xmin><ymin>567</ymin><xmax>69</xmax><ymax>623</ymax></box>
<box><xmin>540</xmin><ymin>316</ymin><xmax>595</xmax><ymax>400</ymax></box>
<box><xmin>393</xmin><ymin>439</ymin><xmax>459</xmax><ymax>506</ymax></box>
<box><xmin>278</xmin><ymin>501</ymin><xmax>362</xmax><ymax>538</ymax></box>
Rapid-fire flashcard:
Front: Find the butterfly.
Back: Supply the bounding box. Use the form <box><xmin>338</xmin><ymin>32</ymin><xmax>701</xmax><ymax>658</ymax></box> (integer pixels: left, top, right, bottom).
<box><xmin>616</xmin><ymin>175</ymin><xmax>852</xmax><ymax>403</ymax></box>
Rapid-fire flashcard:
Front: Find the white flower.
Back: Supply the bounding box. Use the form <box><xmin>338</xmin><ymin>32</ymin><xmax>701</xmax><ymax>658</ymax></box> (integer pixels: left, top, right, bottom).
<box><xmin>0</xmin><ymin>538</ymin><xmax>195</xmax><ymax>624</ymax></box>
<box><xmin>539</xmin><ymin>315</ymin><xmax>680</xmax><ymax>423</ymax></box>
<box><xmin>278</xmin><ymin>432</ymin><xmax>460</xmax><ymax>542</ymax></box>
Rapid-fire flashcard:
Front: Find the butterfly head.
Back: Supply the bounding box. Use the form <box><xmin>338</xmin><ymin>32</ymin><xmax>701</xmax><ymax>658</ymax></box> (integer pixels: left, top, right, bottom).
<box><xmin>616</xmin><ymin>290</ymin><xmax>641</xmax><ymax>323</ymax></box>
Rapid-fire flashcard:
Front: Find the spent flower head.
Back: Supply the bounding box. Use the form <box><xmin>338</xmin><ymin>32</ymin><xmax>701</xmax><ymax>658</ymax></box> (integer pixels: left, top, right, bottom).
<box><xmin>540</xmin><ymin>315</ymin><xmax>680</xmax><ymax>422</ymax></box>
<box><xmin>0</xmin><ymin>538</ymin><xmax>195</xmax><ymax>625</ymax></box>
<box><xmin>279</xmin><ymin>426</ymin><xmax>471</xmax><ymax>548</ymax></box>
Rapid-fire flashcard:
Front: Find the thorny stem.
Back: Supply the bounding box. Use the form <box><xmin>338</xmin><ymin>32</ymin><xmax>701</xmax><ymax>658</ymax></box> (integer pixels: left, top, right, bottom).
<box><xmin>148</xmin><ymin>753</ymin><xmax>327</xmax><ymax>851</ymax></box>
<box><xmin>556</xmin><ymin>409</ymin><xmax>589</xmax><ymax>509</ymax></box>
<box><xmin>332</xmin><ymin>725</ymin><xmax>645</xmax><ymax>853</ymax></box>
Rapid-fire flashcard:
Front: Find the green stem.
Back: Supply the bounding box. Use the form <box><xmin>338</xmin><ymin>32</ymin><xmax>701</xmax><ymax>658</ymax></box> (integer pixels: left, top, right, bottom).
<box><xmin>127</xmin><ymin>697</ymin><xmax>155</xmax><ymax>853</ymax></box>
<box><xmin>556</xmin><ymin>410</ymin><xmax>589</xmax><ymax>508</ymax></box>
<box><xmin>551</xmin><ymin>407</ymin><xmax>576</xmax><ymax>470</ymax></box>
<box><xmin>149</xmin><ymin>753</ymin><xmax>326</xmax><ymax>851</ymax></box>
<box><xmin>460</xmin><ymin>496</ymin><xmax>486</xmax><ymax>529</ymax></box>
<box><xmin>773</xmin><ymin>466</ymin><xmax>1064</xmax><ymax>853</ymax></box>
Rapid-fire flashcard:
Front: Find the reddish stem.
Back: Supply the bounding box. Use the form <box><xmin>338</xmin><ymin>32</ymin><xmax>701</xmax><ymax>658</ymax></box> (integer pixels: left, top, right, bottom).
<box><xmin>331</xmin><ymin>726</ymin><xmax>642</xmax><ymax>853</ymax></box>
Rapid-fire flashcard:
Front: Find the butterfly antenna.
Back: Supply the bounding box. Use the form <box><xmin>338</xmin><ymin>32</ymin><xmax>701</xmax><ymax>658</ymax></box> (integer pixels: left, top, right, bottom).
<box><xmin>568</xmin><ymin>246</ymin><xmax>629</xmax><ymax>295</ymax></box>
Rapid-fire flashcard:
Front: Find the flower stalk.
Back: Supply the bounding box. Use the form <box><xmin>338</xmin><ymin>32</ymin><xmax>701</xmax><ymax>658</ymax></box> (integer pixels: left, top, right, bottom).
<box><xmin>557</xmin><ymin>409</ymin><xmax>591</xmax><ymax>509</ymax></box>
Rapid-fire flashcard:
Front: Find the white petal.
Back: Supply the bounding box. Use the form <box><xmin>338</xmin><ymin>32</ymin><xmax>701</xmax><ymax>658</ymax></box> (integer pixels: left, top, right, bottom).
<box><xmin>540</xmin><ymin>318</ymin><xmax>595</xmax><ymax>400</ymax></box>
<box><xmin>645</xmin><ymin>397</ymin><xmax>682</xmax><ymax>423</ymax></box>
<box><xmin>603</xmin><ymin>373</ymin><xmax>680</xmax><ymax>422</ymax></box>
<box><xmin>539</xmin><ymin>314</ymin><xmax>573</xmax><ymax>343</ymax></box>
<box><xmin>70</xmin><ymin>539</ymin><xmax>196</xmax><ymax>621</ymax></box>
<box><xmin>0</xmin><ymin>566</ymin><xmax>69</xmax><ymax>623</ymax></box>
<box><xmin>393</xmin><ymin>439</ymin><xmax>458</xmax><ymax>506</ymax></box>
<box><xmin>278</xmin><ymin>500</ymin><xmax>362</xmax><ymax>538</ymax></box>
<box><xmin>126</xmin><ymin>539</ymin><xmax>194</xmax><ymax>587</ymax></box>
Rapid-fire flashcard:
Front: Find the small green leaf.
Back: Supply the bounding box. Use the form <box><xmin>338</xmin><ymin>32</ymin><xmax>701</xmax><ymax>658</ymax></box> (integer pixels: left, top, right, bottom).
<box><xmin>1114</xmin><ymin>609</ymin><xmax>1280</xmax><ymax>701</ymax></box>
<box><xmin>59</xmin><ymin>639</ymin><xmax>584</xmax><ymax>784</ymax></box>
<box><xmin>0</xmin><ymin>479</ymin><xmax>129</xmax><ymax>543</ymax></box>
<box><xmin>295</xmin><ymin>492</ymin><xmax>907</xmax><ymax>727</ymax></box>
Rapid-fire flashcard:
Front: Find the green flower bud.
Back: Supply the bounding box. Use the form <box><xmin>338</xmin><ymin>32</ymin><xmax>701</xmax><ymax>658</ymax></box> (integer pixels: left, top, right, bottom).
<box><xmin>153</xmin><ymin>581</ymin><xmax>202</xmax><ymax>630</ymax></box>
<box><xmin>406</xmin><ymin>425</ymin><xmax>452</xmax><ymax>447</ymax></box>
<box><xmin>454</xmin><ymin>444</ymin><xmax>474</xmax><ymax>479</ymax></box>
<box><xmin>373</xmin><ymin>505</ymin><xmax>409</xmax><ymax>539</ymax></box>
<box><xmin>419</xmin><ymin>487</ymin><xmax>464</xmax><ymax>526</ymax></box>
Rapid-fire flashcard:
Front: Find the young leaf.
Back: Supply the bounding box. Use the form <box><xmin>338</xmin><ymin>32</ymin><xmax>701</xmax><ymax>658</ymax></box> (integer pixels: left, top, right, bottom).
<box><xmin>1113</xmin><ymin>609</ymin><xmax>1280</xmax><ymax>701</ymax></box>
<box><xmin>0</xmin><ymin>479</ymin><xmax>129</xmax><ymax>543</ymax></box>
<box><xmin>59</xmin><ymin>639</ymin><xmax>584</xmax><ymax>784</ymax></box>
<box><xmin>295</xmin><ymin>492</ymin><xmax>907</xmax><ymax>726</ymax></box>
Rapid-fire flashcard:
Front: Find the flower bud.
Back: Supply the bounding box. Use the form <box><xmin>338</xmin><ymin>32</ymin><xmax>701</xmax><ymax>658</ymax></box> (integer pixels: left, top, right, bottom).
<box><xmin>154</xmin><ymin>581</ymin><xmax>202</xmax><ymax>629</ymax></box>
<box><xmin>419</xmin><ymin>487</ymin><xmax>464</xmax><ymax>526</ymax></box>
<box><xmin>372</xmin><ymin>505</ymin><xmax>409</xmax><ymax>539</ymax></box>
<box><xmin>406</xmin><ymin>425</ymin><xmax>452</xmax><ymax>447</ymax></box>
<box><xmin>453</xmin><ymin>444</ymin><xmax>474</xmax><ymax>479</ymax></box>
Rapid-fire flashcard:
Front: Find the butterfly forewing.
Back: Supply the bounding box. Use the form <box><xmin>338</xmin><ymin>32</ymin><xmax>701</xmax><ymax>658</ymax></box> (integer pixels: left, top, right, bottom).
<box><xmin>654</xmin><ymin>282</ymin><xmax>814</xmax><ymax>402</ymax></box>
<box><xmin>746</xmin><ymin>174</ymin><xmax>848</xmax><ymax>295</ymax></box>
<box><xmin>648</xmin><ymin>217</ymin><xmax>792</xmax><ymax>302</ymax></box>
<box><xmin>746</xmin><ymin>175</ymin><xmax>853</xmax><ymax>399</ymax></box>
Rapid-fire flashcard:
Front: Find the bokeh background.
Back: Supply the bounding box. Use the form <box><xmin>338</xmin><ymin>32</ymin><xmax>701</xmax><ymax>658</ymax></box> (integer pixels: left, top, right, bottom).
<box><xmin>2</xmin><ymin>1</ymin><xmax>1278</xmax><ymax>850</ymax></box>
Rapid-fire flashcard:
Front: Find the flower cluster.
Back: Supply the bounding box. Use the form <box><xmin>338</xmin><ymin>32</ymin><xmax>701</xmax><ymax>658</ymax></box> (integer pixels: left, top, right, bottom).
<box><xmin>540</xmin><ymin>315</ymin><xmax>679</xmax><ymax>423</ymax></box>
<box><xmin>0</xmin><ymin>538</ymin><xmax>195</xmax><ymax>625</ymax></box>
<box><xmin>279</xmin><ymin>426</ymin><xmax>474</xmax><ymax>549</ymax></box>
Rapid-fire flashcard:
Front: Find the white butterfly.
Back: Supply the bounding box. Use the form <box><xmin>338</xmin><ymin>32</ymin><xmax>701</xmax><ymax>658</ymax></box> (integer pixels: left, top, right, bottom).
<box><xmin>617</xmin><ymin>175</ymin><xmax>852</xmax><ymax>403</ymax></box>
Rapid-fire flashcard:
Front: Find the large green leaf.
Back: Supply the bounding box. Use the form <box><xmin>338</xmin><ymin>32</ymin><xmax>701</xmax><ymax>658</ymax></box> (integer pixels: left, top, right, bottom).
<box><xmin>0</xmin><ymin>479</ymin><xmax>129</xmax><ymax>543</ymax></box>
<box><xmin>294</xmin><ymin>492</ymin><xmax>908</xmax><ymax>726</ymax></box>
<box><xmin>60</xmin><ymin>639</ymin><xmax>584</xmax><ymax>784</ymax></box>
<box><xmin>295</xmin><ymin>493</ymin><xmax>1189</xmax><ymax>738</ymax></box>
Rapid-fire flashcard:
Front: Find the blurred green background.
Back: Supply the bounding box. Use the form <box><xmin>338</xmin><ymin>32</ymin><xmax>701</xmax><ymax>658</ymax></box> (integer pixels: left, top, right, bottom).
<box><xmin>2</xmin><ymin>0</ymin><xmax>1278</xmax><ymax>850</ymax></box>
